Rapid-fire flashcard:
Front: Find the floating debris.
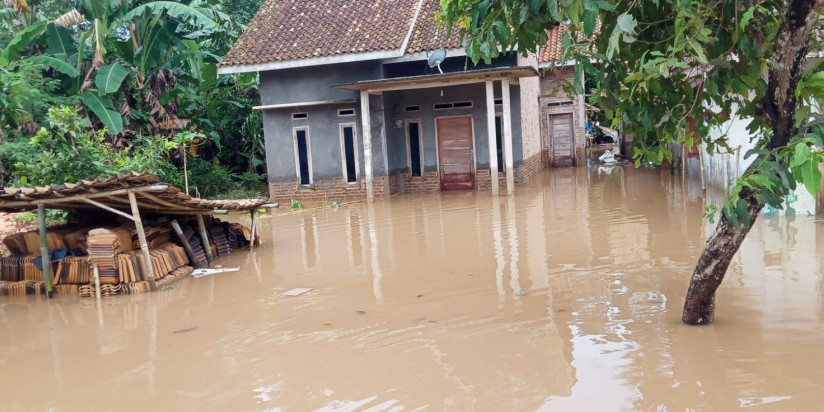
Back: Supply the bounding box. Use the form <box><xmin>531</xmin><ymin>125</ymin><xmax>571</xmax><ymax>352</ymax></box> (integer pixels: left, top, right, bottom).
<box><xmin>192</xmin><ymin>267</ymin><xmax>240</xmax><ymax>278</ymax></box>
<box><xmin>281</xmin><ymin>288</ymin><xmax>313</xmax><ymax>297</ymax></box>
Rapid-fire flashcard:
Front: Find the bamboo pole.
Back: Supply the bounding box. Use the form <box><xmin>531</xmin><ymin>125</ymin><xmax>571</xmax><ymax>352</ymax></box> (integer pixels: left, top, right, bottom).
<box><xmin>37</xmin><ymin>204</ymin><xmax>53</xmax><ymax>298</ymax></box>
<box><xmin>170</xmin><ymin>219</ymin><xmax>201</xmax><ymax>267</ymax></box>
<box><xmin>128</xmin><ymin>191</ymin><xmax>157</xmax><ymax>291</ymax></box>
<box><xmin>196</xmin><ymin>215</ymin><xmax>214</xmax><ymax>267</ymax></box>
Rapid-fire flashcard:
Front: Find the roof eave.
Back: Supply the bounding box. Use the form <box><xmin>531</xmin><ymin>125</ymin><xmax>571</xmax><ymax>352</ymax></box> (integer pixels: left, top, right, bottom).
<box><xmin>217</xmin><ymin>49</ymin><xmax>405</xmax><ymax>75</ymax></box>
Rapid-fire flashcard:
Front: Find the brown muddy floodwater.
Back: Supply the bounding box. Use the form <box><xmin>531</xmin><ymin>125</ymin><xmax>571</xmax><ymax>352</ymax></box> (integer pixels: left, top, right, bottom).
<box><xmin>2</xmin><ymin>167</ymin><xmax>824</xmax><ymax>411</ymax></box>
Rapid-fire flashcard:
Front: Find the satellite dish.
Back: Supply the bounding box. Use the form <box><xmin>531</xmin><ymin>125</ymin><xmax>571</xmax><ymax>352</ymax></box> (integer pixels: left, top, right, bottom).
<box><xmin>427</xmin><ymin>49</ymin><xmax>447</xmax><ymax>74</ymax></box>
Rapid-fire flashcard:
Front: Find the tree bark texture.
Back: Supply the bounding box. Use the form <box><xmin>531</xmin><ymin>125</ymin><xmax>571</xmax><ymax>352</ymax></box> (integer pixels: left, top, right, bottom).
<box><xmin>682</xmin><ymin>0</ymin><xmax>823</xmax><ymax>325</ymax></box>
<box><xmin>681</xmin><ymin>188</ymin><xmax>762</xmax><ymax>325</ymax></box>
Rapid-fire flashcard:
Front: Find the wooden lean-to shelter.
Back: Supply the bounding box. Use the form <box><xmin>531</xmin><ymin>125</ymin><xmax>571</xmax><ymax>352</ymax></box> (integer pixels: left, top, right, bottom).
<box><xmin>0</xmin><ymin>172</ymin><xmax>274</xmax><ymax>297</ymax></box>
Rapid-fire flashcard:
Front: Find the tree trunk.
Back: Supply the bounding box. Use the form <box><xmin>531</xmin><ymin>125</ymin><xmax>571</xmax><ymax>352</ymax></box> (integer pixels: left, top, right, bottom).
<box><xmin>682</xmin><ymin>192</ymin><xmax>762</xmax><ymax>325</ymax></box>
<box><xmin>682</xmin><ymin>0</ymin><xmax>821</xmax><ymax>325</ymax></box>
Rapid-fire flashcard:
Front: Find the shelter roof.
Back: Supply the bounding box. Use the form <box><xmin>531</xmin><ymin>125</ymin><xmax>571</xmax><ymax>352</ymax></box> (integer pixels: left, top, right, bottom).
<box><xmin>0</xmin><ymin>172</ymin><xmax>268</xmax><ymax>214</ymax></box>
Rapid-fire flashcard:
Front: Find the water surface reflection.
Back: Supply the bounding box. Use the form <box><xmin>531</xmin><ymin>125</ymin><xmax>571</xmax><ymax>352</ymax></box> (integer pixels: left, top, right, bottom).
<box><xmin>1</xmin><ymin>167</ymin><xmax>823</xmax><ymax>410</ymax></box>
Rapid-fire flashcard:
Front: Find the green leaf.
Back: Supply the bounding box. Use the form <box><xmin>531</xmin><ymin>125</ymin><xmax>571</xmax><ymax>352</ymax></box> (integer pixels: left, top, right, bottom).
<box><xmin>23</xmin><ymin>55</ymin><xmax>80</xmax><ymax>77</ymax></box>
<box><xmin>95</xmin><ymin>62</ymin><xmax>129</xmax><ymax>94</ymax></box>
<box><xmin>80</xmin><ymin>90</ymin><xmax>124</xmax><ymax>134</ymax></box>
<box><xmin>800</xmin><ymin>155</ymin><xmax>822</xmax><ymax>196</ymax></box>
<box><xmin>689</xmin><ymin>40</ymin><xmax>709</xmax><ymax>64</ymax></box>
<box><xmin>736</xmin><ymin>199</ymin><xmax>751</xmax><ymax>228</ymax></box>
<box><xmin>740</xmin><ymin>6</ymin><xmax>755</xmax><ymax>30</ymax></box>
<box><xmin>46</xmin><ymin>23</ymin><xmax>77</xmax><ymax>59</ymax></box>
<box><xmin>123</xmin><ymin>2</ymin><xmax>220</xmax><ymax>30</ymax></box>
<box><xmin>616</xmin><ymin>13</ymin><xmax>637</xmax><ymax>35</ymax></box>
<box><xmin>0</xmin><ymin>22</ymin><xmax>48</xmax><ymax>66</ymax></box>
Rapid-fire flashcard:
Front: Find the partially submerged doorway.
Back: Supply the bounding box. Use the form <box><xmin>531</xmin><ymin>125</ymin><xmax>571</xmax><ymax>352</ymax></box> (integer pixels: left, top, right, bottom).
<box><xmin>436</xmin><ymin>116</ymin><xmax>475</xmax><ymax>190</ymax></box>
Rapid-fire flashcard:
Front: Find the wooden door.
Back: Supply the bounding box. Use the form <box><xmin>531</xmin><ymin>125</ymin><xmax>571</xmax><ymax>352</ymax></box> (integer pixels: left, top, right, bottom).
<box><xmin>437</xmin><ymin>116</ymin><xmax>475</xmax><ymax>190</ymax></box>
<box><xmin>549</xmin><ymin>113</ymin><xmax>574</xmax><ymax>167</ymax></box>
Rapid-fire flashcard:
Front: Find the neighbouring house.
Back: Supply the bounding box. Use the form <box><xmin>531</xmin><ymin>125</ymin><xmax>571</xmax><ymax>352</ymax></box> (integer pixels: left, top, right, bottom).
<box><xmin>218</xmin><ymin>0</ymin><xmax>588</xmax><ymax>204</ymax></box>
<box><xmin>538</xmin><ymin>25</ymin><xmax>588</xmax><ymax>168</ymax></box>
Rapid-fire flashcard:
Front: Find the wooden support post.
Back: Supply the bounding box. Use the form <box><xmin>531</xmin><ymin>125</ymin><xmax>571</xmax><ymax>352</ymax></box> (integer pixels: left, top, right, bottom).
<box><xmin>249</xmin><ymin>209</ymin><xmax>258</xmax><ymax>250</ymax></box>
<box><xmin>37</xmin><ymin>203</ymin><xmax>53</xmax><ymax>298</ymax></box>
<box><xmin>170</xmin><ymin>219</ymin><xmax>201</xmax><ymax>268</ymax></box>
<box><xmin>91</xmin><ymin>264</ymin><xmax>101</xmax><ymax>300</ymax></box>
<box><xmin>360</xmin><ymin>90</ymin><xmax>374</xmax><ymax>201</ymax></box>
<box><xmin>485</xmin><ymin>80</ymin><xmax>500</xmax><ymax>195</ymax></box>
<box><xmin>501</xmin><ymin>78</ymin><xmax>515</xmax><ymax>194</ymax></box>
<box><xmin>196</xmin><ymin>215</ymin><xmax>214</xmax><ymax>267</ymax></box>
<box><xmin>128</xmin><ymin>191</ymin><xmax>157</xmax><ymax>291</ymax></box>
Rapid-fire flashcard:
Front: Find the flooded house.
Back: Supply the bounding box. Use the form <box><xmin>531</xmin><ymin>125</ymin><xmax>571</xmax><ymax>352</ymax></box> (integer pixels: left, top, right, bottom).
<box><xmin>218</xmin><ymin>0</ymin><xmax>589</xmax><ymax>204</ymax></box>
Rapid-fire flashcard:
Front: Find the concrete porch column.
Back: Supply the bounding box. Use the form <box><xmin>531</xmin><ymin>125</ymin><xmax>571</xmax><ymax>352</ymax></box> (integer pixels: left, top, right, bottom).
<box><xmin>360</xmin><ymin>90</ymin><xmax>374</xmax><ymax>201</ymax></box>
<box><xmin>501</xmin><ymin>78</ymin><xmax>515</xmax><ymax>194</ymax></box>
<box><xmin>485</xmin><ymin>80</ymin><xmax>499</xmax><ymax>195</ymax></box>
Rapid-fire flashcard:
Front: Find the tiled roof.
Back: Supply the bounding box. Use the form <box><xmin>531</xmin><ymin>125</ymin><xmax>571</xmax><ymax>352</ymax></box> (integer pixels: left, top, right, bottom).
<box><xmin>405</xmin><ymin>0</ymin><xmax>462</xmax><ymax>53</ymax></box>
<box><xmin>220</xmin><ymin>0</ymin><xmax>465</xmax><ymax>69</ymax></box>
<box><xmin>220</xmin><ymin>0</ymin><xmax>423</xmax><ymax>68</ymax></box>
<box><xmin>539</xmin><ymin>21</ymin><xmax>600</xmax><ymax>64</ymax></box>
<box><xmin>538</xmin><ymin>25</ymin><xmax>566</xmax><ymax>64</ymax></box>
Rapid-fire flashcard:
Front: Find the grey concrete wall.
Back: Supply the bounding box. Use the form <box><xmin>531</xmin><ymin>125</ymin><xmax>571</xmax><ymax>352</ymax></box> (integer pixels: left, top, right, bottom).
<box><xmin>259</xmin><ymin>61</ymin><xmax>383</xmax><ymax>105</ymax></box>
<box><xmin>383</xmin><ymin>82</ymin><xmax>525</xmax><ymax>175</ymax></box>
<box><xmin>261</xmin><ymin>100</ymin><xmax>392</xmax><ymax>183</ymax></box>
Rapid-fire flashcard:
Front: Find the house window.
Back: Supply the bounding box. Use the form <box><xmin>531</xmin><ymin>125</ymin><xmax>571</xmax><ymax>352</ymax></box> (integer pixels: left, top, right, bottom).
<box><xmin>404</xmin><ymin>105</ymin><xmax>420</xmax><ymax>112</ymax></box>
<box><xmin>292</xmin><ymin>112</ymin><xmax>308</xmax><ymax>120</ymax></box>
<box><xmin>494</xmin><ymin>98</ymin><xmax>503</xmax><ymax>106</ymax></box>
<box><xmin>434</xmin><ymin>101</ymin><xmax>473</xmax><ymax>110</ymax></box>
<box><xmin>495</xmin><ymin>116</ymin><xmax>505</xmax><ymax>174</ymax></box>
<box><xmin>340</xmin><ymin>124</ymin><xmax>359</xmax><ymax>183</ymax></box>
<box><xmin>407</xmin><ymin>121</ymin><xmax>423</xmax><ymax>177</ymax></box>
<box><xmin>546</xmin><ymin>101</ymin><xmax>574</xmax><ymax>107</ymax></box>
<box><xmin>338</xmin><ymin>108</ymin><xmax>355</xmax><ymax>116</ymax></box>
<box><xmin>294</xmin><ymin>127</ymin><xmax>311</xmax><ymax>185</ymax></box>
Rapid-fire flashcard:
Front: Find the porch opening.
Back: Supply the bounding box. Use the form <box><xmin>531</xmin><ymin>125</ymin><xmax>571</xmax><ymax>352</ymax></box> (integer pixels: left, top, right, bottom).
<box><xmin>407</xmin><ymin>121</ymin><xmax>423</xmax><ymax>177</ymax></box>
<box><xmin>341</xmin><ymin>125</ymin><xmax>358</xmax><ymax>183</ymax></box>
<box><xmin>295</xmin><ymin>128</ymin><xmax>311</xmax><ymax>184</ymax></box>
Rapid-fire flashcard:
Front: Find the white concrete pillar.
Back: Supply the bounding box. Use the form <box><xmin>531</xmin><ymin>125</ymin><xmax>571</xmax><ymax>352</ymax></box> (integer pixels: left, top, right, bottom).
<box><xmin>360</xmin><ymin>90</ymin><xmax>374</xmax><ymax>200</ymax></box>
<box><xmin>501</xmin><ymin>78</ymin><xmax>515</xmax><ymax>194</ymax></box>
<box><xmin>485</xmin><ymin>80</ymin><xmax>499</xmax><ymax>195</ymax></box>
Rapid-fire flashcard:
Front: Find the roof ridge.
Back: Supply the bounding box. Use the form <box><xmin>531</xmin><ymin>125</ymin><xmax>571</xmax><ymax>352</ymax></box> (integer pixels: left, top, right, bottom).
<box><xmin>400</xmin><ymin>0</ymin><xmax>426</xmax><ymax>55</ymax></box>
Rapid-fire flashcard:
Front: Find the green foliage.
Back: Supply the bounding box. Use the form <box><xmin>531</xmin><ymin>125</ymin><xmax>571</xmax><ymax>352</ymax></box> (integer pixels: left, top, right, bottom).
<box><xmin>10</xmin><ymin>106</ymin><xmax>179</xmax><ymax>186</ymax></box>
<box><xmin>0</xmin><ymin>0</ymin><xmax>265</xmax><ymax>197</ymax></box>
<box><xmin>186</xmin><ymin>156</ymin><xmax>235</xmax><ymax>198</ymax></box>
<box><xmin>440</xmin><ymin>0</ymin><xmax>824</xmax><ymax>228</ymax></box>
<box><xmin>291</xmin><ymin>199</ymin><xmax>304</xmax><ymax>210</ymax></box>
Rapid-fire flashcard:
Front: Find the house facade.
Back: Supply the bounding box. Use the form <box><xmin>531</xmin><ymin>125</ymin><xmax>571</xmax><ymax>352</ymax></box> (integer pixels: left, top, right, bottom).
<box><xmin>219</xmin><ymin>0</ymin><xmax>584</xmax><ymax>204</ymax></box>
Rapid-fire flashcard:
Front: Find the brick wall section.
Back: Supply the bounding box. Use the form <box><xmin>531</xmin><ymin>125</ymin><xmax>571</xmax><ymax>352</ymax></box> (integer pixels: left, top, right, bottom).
<box><xmin>402</xmin><ymin>171</ymin><xmax>441</xmax><ymax>193</ymax></box>
<box><xmin>476</xmin><ymin>169</ymin><xmax>516</xmax><ymax>191</ymax></box>
<box><xmin>269</xmin><ymin>176</ymin><xmax>391</xmax><ymax>207</ymax></box>
<box><xmin>521</xmin><ymin>151</ymin><xmax>543</xmax><ymax>186</ymax></box>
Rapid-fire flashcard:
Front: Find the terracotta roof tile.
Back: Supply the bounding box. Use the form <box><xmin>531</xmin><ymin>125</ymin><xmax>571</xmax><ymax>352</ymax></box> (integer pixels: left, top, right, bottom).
<box><xmin>220</xmin><ymin>0</ymin><xmax>421</xmax><ymax>68</ymax></box>
<box><xmin>538</xmin><ymin>25</ymin><xmax>566</xmax><ymax>64</ymax></box>
<box><xmin>405</xmin><ymin>0</ymin><xmax>462</xmax><ymax>53</ymax></box>
<box><xmin>539</xmin><ymin>21</ymin><xmax>601</xmax><ymax>64</ymax></box>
